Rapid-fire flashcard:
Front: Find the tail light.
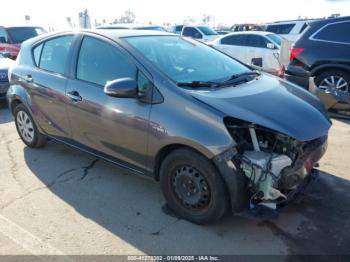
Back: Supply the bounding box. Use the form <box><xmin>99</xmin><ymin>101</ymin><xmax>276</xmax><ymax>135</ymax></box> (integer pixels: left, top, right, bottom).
<box><xmin>290</xmin><ymin>47</ymin><xmax>304</xmax><ymax>61</ymax></box>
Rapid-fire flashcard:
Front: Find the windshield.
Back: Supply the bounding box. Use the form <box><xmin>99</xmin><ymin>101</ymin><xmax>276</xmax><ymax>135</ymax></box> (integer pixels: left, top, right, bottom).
<box><xmin>126</xmin><ymin>36</ymin><xmax>249</xmax><ymax>83</ymax></box>
<box><xmin>197</xmin><ymin>26</ymin><xmax>218</xmax><ymax>35</ymax></box>
<box><xmin>7</xmin><ymin>27</ymin><xmax>46</xmax><ymax>43</ymax></box>
<box><xmin>266</xmin><ymin>33</ymin><xmax>282</xmax><ymax>46</ymax></box>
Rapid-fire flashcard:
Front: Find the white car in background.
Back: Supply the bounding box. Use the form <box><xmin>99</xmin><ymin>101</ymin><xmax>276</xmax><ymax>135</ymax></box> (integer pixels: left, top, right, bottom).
<box><xmin>210</xmin><ymin>31</ymin><xmax>284</xmax><ymax>76</ymax></box>
<box><xmin>263</xmin><ymin>19</ymin><xmax>317</xmax><ymax>42</ymax></box>
<box><xmin>181</xmin><ymin>26</ymin><xmax>219</xmax><ymax>42</ymax></box>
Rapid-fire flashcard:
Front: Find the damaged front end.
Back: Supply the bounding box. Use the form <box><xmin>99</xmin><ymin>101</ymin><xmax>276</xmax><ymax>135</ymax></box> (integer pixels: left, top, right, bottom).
<box><xmin>215</xmin><ymin>117</ymin><xmax>328</xmax><ymax>215</ymax></box>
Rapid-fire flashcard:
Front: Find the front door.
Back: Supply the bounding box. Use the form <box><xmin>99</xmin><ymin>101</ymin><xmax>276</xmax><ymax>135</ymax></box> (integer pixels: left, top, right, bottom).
<box><xmin>65</xmin><ymin>36</ymin><xmax>151</xmax><ymax>170</ymax></box>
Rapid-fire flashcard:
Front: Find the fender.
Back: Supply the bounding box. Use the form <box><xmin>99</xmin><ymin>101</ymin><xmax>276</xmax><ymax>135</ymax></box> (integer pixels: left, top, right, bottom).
<box><xmin>7</xmin><ymin>84</ymin><xmax>45</xmax><ymax>134</ymax></box>
<box><xmin>311</xmin><ymin>63</ymin><xmax>350</xmax><ymax>76</ymax></box>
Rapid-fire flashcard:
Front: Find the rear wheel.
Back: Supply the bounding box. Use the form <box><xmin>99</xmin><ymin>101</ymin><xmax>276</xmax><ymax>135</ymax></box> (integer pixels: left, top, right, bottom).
<box><xmin>160</xmin><ymin>148</ymin><xmax>229</xmax><ymax>224</ymax></box>
<box><xmin>315</xmin><ymin>70</ymin><xmax>350</xmax><ymax>94</ymax></box>
<box><xmin>14</xmin><ymin>104</ymin><xmax>47</xmax><ymax>148</ymax></box>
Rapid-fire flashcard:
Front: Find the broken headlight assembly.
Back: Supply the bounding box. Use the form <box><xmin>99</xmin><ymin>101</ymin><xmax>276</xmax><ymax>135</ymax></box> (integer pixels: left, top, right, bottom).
<box><xmin>224</xmin><ymin>117</ymin><xmax>327</xmax><ymax>210</ymax></box>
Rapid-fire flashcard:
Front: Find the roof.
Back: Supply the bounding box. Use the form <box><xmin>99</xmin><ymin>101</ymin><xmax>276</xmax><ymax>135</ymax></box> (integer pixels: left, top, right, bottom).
<box><xmin>83</xmin><ymin>29</ymin><xmax>173</xmax><ymax>39</ymax></box>
<box><xmin>308</xmin><ymin>15</ymin><xmax>350</xmax><ymax>27</ymax></box>
<box><xmin>20</xmin><ymin>29</ymin><xmax>175</xmax><ymax>49</ymax></box>
<box><xmin>264</xmin><ymin>16</ymin><xmax>350</xmax><ymax>26</ymax></box>
<box><xmin>0</xmin><ymin>25</ymin><xmax>44</xmax><ymax>29</ymax></box>
<box><xmin>96</xmin><ymin>24</ymin><xmax>164</xmax><ymax>29</ymax></box>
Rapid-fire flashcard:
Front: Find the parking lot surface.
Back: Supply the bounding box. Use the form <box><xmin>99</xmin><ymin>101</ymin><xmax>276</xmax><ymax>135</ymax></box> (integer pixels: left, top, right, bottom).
<box><xmin>0</xmin><ymin>103</ymin><xmax>349</xmax><ymax>258</ymax></box>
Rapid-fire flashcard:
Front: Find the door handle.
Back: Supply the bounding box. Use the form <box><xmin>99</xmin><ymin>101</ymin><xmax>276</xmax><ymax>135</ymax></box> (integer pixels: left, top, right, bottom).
<box><xmin>25</xmin><ymin>75</ymin><xmax>33</xmax><ymax>83</ymax></box>
<box><xmin>67</xmin><ymin>91</ymin><xmax>82</xmax><ymax>102</ymax></box>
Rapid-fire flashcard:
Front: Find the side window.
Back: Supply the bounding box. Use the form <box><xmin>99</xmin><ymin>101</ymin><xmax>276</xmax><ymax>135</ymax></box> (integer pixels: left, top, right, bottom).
<box><xmin>266</xmin><ymin>24</ymin><xmax>295</xmax><ymax>34</ymax></box>
<box><xmin>77</xmin><ymin>36</ymin><xmax>137</xmax><ymax>86</ymax></box>
<box><xmin>33</xmin><ymin>43</ymin><xmax>43</xmax><ymax>66</ymax></box>
<box><xmin>221</xmin><ymin>35</ymin><xmax>247</xmax><ymax>46</ymax></box>
<box><xmin>183</xmin><ymin>27</ymin><xmax>201</xmax><ymax>38</ymax></box>
<box><xmin>314</xmin><ymin>21</ymin><xmax>350</xmax><ymax>44</ymax></box>
<box><xmin>246</xmin><ymin>35</ymin><xmax>269</xmax><ymax>48</ymax></box>
<box><xmin>39</xmin><ymin>36</ymin><xmax>73</xmax><ymax>74</ymax></box>
<box><xmin>0</xmin><ymin>28</ymin><xmax>8</xmax><ymax>43</ymax></box>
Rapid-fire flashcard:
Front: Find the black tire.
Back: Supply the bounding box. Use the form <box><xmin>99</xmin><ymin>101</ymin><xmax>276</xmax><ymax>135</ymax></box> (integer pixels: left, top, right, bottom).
<box><xmin>160</xmin><ymin>148</ymin><xmax>229</xmax><ymax>224</ymax></box>
<box><xmin>14</xmin><ymin>104</ymin><xmax>47</xmax><ymax>148</ymax></box>
<box><xmin>315</xmin><ymin>69</ymin><xmax>350</xmax><ymax>94</ymax></box>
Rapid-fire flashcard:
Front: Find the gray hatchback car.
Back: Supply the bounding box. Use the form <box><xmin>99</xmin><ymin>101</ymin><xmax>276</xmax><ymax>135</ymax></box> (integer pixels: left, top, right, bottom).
<box><xmin>7</xmin><ymin>30</ymin><xmax>331</xmax><ymax>223</ymax></box>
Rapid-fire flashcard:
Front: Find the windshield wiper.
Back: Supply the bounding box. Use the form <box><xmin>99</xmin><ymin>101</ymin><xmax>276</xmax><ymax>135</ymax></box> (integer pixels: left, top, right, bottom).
<box><xmin>224</xmin><ymin>71</ymin><xmax>260</xmax><ymax>82</ymax></box>
<box><xmin>177</xmin><ymin>81</ymin><xmax>220</xmax><ymax>88</ymax></box>
<box><xmin>177</xmin><ymin>71</ymin><xmax>260</xmax><ymax>89</ymax></box>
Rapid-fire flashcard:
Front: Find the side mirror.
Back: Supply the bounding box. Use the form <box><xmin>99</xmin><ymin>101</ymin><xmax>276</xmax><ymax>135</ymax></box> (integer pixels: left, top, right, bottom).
<box><xmin>104</xmin><ymin>78</ymin><xmax>138</xmax><ymax>98</ymax></box>
<box><xmin>194</xmin><ymin>32</ymin><xmax>202</xmax><ymax>39</ymax></box>
<box><xmin>267</xmin><ymin>43</ymin><xmax>275</xmax><ymax>49</ymax></box>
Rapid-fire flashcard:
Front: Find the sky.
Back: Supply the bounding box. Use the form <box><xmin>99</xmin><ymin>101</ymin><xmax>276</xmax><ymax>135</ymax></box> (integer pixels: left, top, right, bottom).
<box><xmin>1</xmin><ymin>0</ymin><xmax>350</xmax><ymax>30</ymax></box>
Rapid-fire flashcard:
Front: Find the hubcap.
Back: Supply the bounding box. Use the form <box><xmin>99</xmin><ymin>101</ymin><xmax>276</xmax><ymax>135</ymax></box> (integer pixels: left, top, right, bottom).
<box><xmin>17</xmin><ymin>111</ymin><xmax>35</xmax><ymax>143</ymax></box>
<box><xmin>319</xmin><ymin>75</ymin><xmax>349</xmax><ymax>93</ymax></box>
<box><xmin>172</xmin><ymin>165</ymin><xmax>210</xmax><ymax>210</ymax></box>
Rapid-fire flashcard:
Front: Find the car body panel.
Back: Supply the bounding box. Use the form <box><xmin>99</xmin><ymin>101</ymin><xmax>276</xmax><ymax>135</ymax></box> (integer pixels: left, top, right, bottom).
<box><xmin>0</xmin><ymin>56</ymin><xmax>14</xmax><ymax>99</ymax></box>
<box><xmin>190</xmin><ymin>74</ymin><xmax>331</xmax><ymax>142</ymax></box>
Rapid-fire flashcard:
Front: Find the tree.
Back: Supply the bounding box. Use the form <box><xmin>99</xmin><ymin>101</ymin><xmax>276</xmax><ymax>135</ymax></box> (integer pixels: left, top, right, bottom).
<box><xmin>202</xmin><ymin>14</ymin><xmax>211</xmax><ymax>25</ymax></box>
<box><xmin>113</xmin><ymin>10</ymin><xmax>136</xmax><ymax>24</ymax></box>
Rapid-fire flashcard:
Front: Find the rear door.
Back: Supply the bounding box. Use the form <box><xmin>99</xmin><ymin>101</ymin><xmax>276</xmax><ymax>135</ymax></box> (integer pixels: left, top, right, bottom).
<box><xmin>216</xmin><ymin>34</ymin><xmax>248</xmax><ymax>63</ymax></box>
<box><xmin>23</xmin><ymin>35</ymin><xmax>74</xmax><ymax>139</ymax></box>
<box><xmin>65</xmin><ymin>35</ymin><xmax>152</xmax><ymax>170</ymax></box>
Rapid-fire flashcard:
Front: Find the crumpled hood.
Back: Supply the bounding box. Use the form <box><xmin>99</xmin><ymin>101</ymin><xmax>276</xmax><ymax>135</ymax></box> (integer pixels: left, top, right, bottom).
<box><xmin>191</xmin><ymin>74</ymin><xmax>331</xmax><ymax>141</ymax></box>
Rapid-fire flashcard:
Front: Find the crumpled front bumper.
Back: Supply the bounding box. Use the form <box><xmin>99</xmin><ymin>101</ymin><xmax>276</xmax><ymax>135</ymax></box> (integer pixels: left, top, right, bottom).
<box><xmin>213</xmin><ymin>134</ymin><xmax>328</xmax><ymax>216</ymax></box>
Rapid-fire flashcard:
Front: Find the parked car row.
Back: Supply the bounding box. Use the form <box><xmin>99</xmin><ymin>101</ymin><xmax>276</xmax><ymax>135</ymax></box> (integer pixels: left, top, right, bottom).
<box><xmin>285</xmin><ymin>16</ymin><xmax>350</xmax><ymax>114</ymax></box>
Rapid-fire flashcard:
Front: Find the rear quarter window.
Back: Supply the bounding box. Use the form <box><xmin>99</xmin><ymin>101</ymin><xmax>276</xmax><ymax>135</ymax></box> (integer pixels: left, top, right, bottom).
<box><xmin>33</xmin><ymin>43</ymin><xmax>43</xmax><ymax>66</ymax></box>
<box><xmin>313</xmin><ymin>21</ymin><xmax>350</xmax><ymax>44</ymax></box>
<box><xmin>266</xmin><ymin>24</ymin><xmax>295</xmax><ymax>34</ymax></box>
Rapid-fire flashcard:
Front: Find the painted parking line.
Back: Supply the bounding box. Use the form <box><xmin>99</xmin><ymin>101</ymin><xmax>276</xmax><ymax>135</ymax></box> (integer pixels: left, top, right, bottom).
<box><xmin>0</xmin><ymin>213</ymin><xmax>68</xmax><ymax>258</ymax></box>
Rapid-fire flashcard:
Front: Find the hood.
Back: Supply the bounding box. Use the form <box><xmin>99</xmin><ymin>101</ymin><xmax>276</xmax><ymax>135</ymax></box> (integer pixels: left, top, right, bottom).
<box><xmin>191</xmin><ymin>74</ymin><xmax>331</xmax><ymax>142</ymax></box>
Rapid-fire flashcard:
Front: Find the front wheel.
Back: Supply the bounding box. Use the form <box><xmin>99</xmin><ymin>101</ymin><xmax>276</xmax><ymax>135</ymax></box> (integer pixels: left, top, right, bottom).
<box><xmin>14</xmin><ymin>104</ymin><xmax>47</xmax><ymax>148</ymax></box>
<box><xmin>160</xmin><ymin>148</ymin><xmax>229</xmax><ymax>224</ymax></box>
